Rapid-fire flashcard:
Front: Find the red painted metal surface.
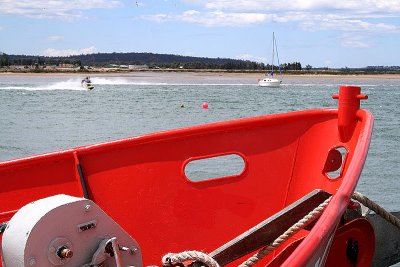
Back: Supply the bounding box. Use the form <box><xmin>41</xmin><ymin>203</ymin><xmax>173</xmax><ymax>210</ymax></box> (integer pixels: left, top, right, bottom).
<box><xmin>325</xmin><ymin>218</ymin><xmax>375</xmax><ymax>266</ymax></box>
<box><xmin>0</xmin><ymin>86</ymin><xmax>373</xmax><ymax>266</ymax></box>
<box><xmin>332</xmin><ymin>85</ymin><xmax>368</xmax><ymax>142</ymax></box>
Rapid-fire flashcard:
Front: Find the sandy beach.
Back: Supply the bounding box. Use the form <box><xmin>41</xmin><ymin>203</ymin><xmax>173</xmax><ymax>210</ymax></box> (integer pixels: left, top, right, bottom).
<box><xmin>1</xmin><ymin>70</ymin><xmax>400</xmax><ymax>80</ymax></box>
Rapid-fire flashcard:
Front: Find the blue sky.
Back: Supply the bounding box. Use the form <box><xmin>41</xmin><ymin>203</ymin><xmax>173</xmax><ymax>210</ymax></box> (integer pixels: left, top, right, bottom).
<box><xmin>0</xmin><ymin>0</ymin><xmax>399</xmax><ymax>68</ymax></box>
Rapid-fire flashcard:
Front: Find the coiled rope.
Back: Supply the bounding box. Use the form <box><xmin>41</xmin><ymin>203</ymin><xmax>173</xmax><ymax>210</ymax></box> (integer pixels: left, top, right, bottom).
<box><xmin>162</xmin><ymin>250</ymin><xmax>220</xmax><ymax>267</ymax></box>
<box><xmin>161</xmin><ymin>192</ymin><xmax>400</xmax><ymax>267</ymax></box>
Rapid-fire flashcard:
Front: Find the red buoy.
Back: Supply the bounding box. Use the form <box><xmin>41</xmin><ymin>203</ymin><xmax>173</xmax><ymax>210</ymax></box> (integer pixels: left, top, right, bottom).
<box><xmin>202</xmin><ymin>102</ymin><xmax>209</xmax><ymax>109</ymax></box>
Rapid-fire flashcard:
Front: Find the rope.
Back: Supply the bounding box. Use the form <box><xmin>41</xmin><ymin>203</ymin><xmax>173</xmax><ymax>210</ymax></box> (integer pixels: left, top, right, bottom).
<box><xmin>162</xmin><ymin>251</ymin><xmax>220</xmax><ymax>267</ymax></box>
<box><xmin>160</xmin><ymin>197</ymin><xmax>331</xmax><ymax>267</ymax></box>
<box><xmin>352</xmin><ymin>191</ymin><xmax>400</xmax><ymax>229</ymax></box>
<box><xmin>160</xmin><ymin>192</ymin><xmax>400</xmax><ymax>267</ymax></box>
<box><xmin>239</xmin><ymin>196</ymin><xmax>332</xmax><ymax>267</ymax></box>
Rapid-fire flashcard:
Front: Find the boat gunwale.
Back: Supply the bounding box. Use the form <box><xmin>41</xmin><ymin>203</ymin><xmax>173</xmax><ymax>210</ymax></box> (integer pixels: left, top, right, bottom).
<box><xmin>0</xmin><ymin>107</ymin><xmax>374</xmax><ymax>266</ymax></box>
<box><xmin>0</xmin><ymin>108</ymin><xmax>339</xmax><ymax>168</ymax></box>
<box><xmin>283</xmin><ymin>108</ymin><xmax>374</xmax><ymax>266</ymax></box>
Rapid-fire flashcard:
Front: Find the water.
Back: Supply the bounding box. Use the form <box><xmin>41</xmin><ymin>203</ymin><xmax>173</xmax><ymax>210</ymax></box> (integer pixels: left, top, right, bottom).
<box><xmin>0</xmin><ymin>72</ymin><xmax>399</xmax><ymax>211</ymax></box>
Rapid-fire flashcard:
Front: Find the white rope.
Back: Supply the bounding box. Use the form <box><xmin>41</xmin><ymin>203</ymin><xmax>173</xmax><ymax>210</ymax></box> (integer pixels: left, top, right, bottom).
<box><xmin>162</xmin><ymin>250</ymin><xmax>220</xmax><ymax>267</ymax></box>
<box><xmin>160</xmin><ymin>191</ymin><xmax>400</xmax><ymax>267</ymax></box>
<box><xmin>352</xmin><ymin>191</ymin><xmax>400</xmax><ymax>229</ymax></box>
<box><xmin>239</xmin><ymin>196</ymin><xmax>332</xmax><ymax>267</ymax></box>
<box><xmin>161</xmin><ymin>196</ymin><xmax>332</xmax><ymax>267</ymax></box>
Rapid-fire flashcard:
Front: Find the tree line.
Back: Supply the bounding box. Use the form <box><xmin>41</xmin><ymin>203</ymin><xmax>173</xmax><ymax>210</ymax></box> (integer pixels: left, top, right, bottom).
<box><xmin>0</xmin><ymin>52</ymin><xmax>304</xmax><ymax>71</ymax></box>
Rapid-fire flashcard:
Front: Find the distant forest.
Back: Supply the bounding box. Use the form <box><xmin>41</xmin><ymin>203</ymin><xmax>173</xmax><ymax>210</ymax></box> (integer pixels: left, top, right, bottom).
<box><xmin>0</xmin><ymin>52</ymin><xmax>303</xmax><ymax>71</ymax></box>
<box><xmin>1</xmin><ymin>52</ymin><xmax>399</xmax><ymax>72</ymax></box>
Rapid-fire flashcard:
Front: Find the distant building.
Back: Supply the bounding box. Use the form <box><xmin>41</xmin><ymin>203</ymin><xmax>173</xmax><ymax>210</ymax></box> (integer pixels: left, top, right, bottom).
<box><xmin>9</xmin><ymin>65</ymin><xmax>29</xmax><ymax>70</ymax></box>
<box><xmin>128</xmin><ymin>64</ymin><xmax>149</xmax><ymax>69</ymax></box>
<box><xmin>58</xmin><ymin>63</ymin><xmax>74</xmax><ymax>68</ymax></box>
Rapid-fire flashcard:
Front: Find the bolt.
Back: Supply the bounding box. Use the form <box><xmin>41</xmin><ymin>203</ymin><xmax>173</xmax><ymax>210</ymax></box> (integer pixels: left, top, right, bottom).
<box><xmin>130</xmin><ymin>246</ymin><xmax>138</xmax><ymax>254</ymax></box>
<box><xmin>57</xmin><ymin>246</ymin><xmax>73</xmax><ymax>259</ymax></box>
<box><xmin>60</xmin><ymin>248</ymin><xmax>73</xmax><ymax>258</ymax></box>
<box><xmin>119</xmin><ymin>245</ymin><xmax>129</xmax><ymax>252</ymax></box>
<box><xmin>28</xmin><ymin>257</ymin><xmax>36</xmax><ymax>266</ymax></box>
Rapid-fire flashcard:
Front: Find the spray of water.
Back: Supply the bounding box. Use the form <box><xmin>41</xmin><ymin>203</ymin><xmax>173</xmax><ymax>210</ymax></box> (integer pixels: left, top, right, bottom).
<box><xmin>0</xmin><ymin>77</ymin><xmax>134</xmax><ymax>91</ymax></box>
<box><xmin>0</xmin><ymin>77</ymin><xmax>261</xmax><ymax>91</ymax></box>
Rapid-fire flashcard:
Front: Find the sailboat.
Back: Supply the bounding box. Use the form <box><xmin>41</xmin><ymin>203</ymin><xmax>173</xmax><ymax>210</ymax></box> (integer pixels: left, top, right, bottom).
<box><xmin>258</xmin><ymin>32</ymin><xmax>282</xmax><ymax>87</ymax></box>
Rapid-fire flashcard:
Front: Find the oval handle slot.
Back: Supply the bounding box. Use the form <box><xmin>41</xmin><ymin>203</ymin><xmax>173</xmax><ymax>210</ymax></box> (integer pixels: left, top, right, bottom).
<box><xmin>184</xmin><ymin>153</ymin><xmax>245</xmax><ymax>182</ymax></box>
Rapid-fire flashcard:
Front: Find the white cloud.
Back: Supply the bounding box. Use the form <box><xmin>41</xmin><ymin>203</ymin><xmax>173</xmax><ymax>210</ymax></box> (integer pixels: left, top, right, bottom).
<box><xmin>236</xmin><ymin>54</ymin><xmax>266</xmax><ymax>63</ymax></box>
<box><xmin>48</xmin><ymin>35</ymin><xmax>64</xmax><ymax>41</ymax></box>
<box><xmin>176</xmin><ymin>0</ymin><xmax>400</xmax><ymax>32</ymax></box>
<box><xmin>0</xmin><ymin>0</ymin><xmax>121</xmax><ymax>20</ymax></box>
<box><xmin>340</xmin><ymin>35</ymin><xmax>370</xmax><ymax>48</ymax></box>
<box><xmin>188</xmin><ymin>0</ymin><xmax>400</xmax><ymax>13</ymax></box>
<box><xmin>145</xmin><ymin>13</ymin><xmax>169</xmax><ymax>22</ymax></box>
<box><xmin>144</xmin><ymin>10</ymin><xmax>272</xmax><ymax>26</ymax></box>
<box><xmin>297</xmin><ymin>14</ymin><xmax>400</xmax><ymax>32</ymax></box>
<box><xmin>181</xmin><ymin>10</ymin><xmax>270</xmax><ymax>26</ymax></box>
<box><xmin>43</xmin><ymin>46</ymin><xmax>97</xmax><ymax>56</ymax></box>
<box><xmin>135</xmin><ymin>1</ymin><xmax>145</xmax><ymax>7</ymax></box>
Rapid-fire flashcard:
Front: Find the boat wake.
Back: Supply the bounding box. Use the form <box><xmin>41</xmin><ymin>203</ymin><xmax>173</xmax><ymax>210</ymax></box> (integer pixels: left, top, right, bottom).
<box><xmin>0</xmin><ymin>79</ymin><xmax>86</xmax><ymax>91</ymax></box>
<box><xmin>1</xmin><ymin>77</ymin><xmax>268</xmax><ymax>91</ymax></box>
<box><xmin>0</xmin><ymin>78</ymin><xmax>169</xmax><ymax>91</ymax></box>
<box><xmin>46</xmin><ymin>79</ymin><xmax>87</xmax><ymax>90</ymax></box>
<box><xmin>91</xmin><ymin>77</ymin><xmax>138</xmax><ymax>85</ymax></box>
<box><xmin>79</xmin><ymin>77</ymin><xmax>254</xmax><ymax>86</ymax></box>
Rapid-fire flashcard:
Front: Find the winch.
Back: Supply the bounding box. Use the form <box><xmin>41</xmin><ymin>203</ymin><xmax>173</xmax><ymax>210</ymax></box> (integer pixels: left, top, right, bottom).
<box><xmin>2</xmin><ymin>194</ymin><xmax>142</xmax><ymax>267</ymax></box>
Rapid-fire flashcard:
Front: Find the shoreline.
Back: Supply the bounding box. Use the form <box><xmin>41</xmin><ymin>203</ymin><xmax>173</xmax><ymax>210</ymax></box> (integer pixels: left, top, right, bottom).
<box><xmin>1</xmin><ymin>70</ymin><xmax>400</xmax><ymax>79</ymax></box>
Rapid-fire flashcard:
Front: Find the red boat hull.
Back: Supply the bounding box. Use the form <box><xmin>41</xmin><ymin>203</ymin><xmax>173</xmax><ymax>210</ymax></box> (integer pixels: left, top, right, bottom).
<box><xmin>0</xmin><ymin>86</ymin><xmax>373</xmax><ymax>266</ymax></box>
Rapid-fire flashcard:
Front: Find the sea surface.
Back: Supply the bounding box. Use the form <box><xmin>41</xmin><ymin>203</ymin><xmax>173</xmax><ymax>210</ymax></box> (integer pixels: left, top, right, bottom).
<box><xmin>0</xmin><ymin>72</ymin><xmax>399</xmax><ymax>211</ymax></box>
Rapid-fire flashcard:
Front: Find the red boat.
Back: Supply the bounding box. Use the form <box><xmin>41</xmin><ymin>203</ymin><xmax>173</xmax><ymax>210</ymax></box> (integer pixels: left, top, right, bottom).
<box><xmin>0</xmin><ymin>86</ymin><xmax>377</xmax><ymax>266</ymax></box>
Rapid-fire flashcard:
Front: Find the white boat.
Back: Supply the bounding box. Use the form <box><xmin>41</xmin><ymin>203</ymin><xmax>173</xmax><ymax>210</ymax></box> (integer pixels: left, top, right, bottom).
<box><xmin>258</xmin><ymin>77</ymin><xmax>282</xmax><ymax>87</ymax></box>
<box><xmin>258</xmin><ymin>32</ymin><xmax>282</xmax><ymax>87</ymax></box>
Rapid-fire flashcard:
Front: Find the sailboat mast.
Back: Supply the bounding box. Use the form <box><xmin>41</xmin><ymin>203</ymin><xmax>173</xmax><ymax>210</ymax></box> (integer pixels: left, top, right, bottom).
<box><xmin>274</xmin><ymin>33</ymin><xmax>282</xmax><ymax>80</ymax></box>
<box><xmin>271</xmin><ymin>32</ymin><xmax>275</xmax><ymax>75</ymax></box>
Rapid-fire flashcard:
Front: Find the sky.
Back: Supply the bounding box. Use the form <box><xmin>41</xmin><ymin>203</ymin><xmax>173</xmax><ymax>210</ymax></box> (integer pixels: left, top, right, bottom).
<box><xmin>0</xmin><ymin>0</ymin><xmax>399</xmax><ymax>68</ymax></box>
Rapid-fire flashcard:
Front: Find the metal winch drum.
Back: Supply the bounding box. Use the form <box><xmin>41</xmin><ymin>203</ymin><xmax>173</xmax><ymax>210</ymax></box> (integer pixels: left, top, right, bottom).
<box><xmin>1</xmin><ymin>194</ymin><xmax>142</xmax><ymax>267</ymax></box>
